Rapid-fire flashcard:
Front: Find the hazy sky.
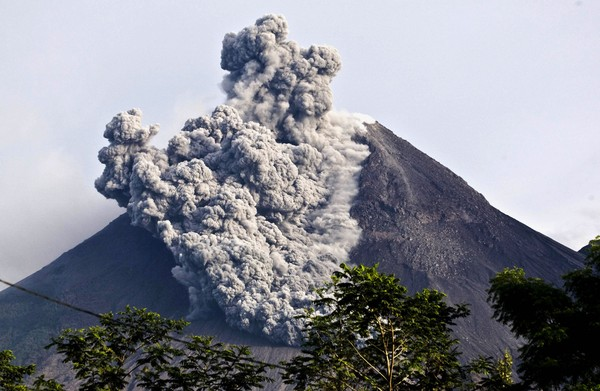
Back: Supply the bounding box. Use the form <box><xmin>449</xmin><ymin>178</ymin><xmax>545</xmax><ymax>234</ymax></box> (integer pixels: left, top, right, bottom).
<box><xmin>1</xmin><ymin>1</ymin><xmax>599</xmax><ymax>284</ymax></box>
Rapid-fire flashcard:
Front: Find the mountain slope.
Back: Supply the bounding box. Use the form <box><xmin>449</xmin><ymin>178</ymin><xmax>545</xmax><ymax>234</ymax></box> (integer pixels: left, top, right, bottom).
<box><xmin>0</xmin><ymin>214</ymin><xmax>188</xmax><ymax>364</ymax></box>
<box><xmin>351</xmin><ymin>122</ymin><xmax>583</xmax><ymax>356</ymax></box>
<box><xmin>0</xmin><ymin>122</ymin><xmax>584</xmax><ymax>376</ymax></box>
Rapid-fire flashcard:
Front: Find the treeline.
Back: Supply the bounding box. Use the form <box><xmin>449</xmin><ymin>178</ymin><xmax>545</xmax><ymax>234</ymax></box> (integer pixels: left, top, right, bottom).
<box><xmin>1</xmin><ymin>237</ymin><xmax>599</xmax><ymax>390</ymax></box>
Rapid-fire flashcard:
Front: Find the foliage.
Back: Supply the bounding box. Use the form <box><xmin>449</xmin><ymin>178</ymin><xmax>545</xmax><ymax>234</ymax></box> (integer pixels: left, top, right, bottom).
<box><xmin>3</xmin><ymin>264</ymin><xmax>523</xmax><ymax>390</ymax></box>
<box><xmin>0</xmin><ymin>350</ymin><xmax>63</xmax><ymax>391</ymax></box>
<box><xmin>282</xmin><ymin>263</ymin><xmax>470</xmax><ymax>390</ymax></box>
<box><xmin>488</xmin><ymin>236</ymin><xmax>600</xmax><ymax>390</ymax></box>
<box><xmin>136</xmin><ymin>335</ymin><xmax>273</xmax><ymax>390</ymax></box>
<box><xmin>48</xmin><ymin>306</ymin><xmax>187</xmax><ymax>390</ymax></box>
<box><xmin>0</xmin><ymin>350</ymin><xmax>35</xmax><ymax>391</ymax></box>
<box><xmin>48</xmin><ymin>306</ymin><xmax>273</xmax><ymax>390</ymax></box>
<box><xmin>461</xmin><ymin>350</ymin><xmax>516</xmax><ymax>391</ymax></box>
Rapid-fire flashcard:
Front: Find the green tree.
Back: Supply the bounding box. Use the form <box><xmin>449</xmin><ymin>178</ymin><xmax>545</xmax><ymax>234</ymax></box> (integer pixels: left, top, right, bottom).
<box><xmin>4</xmin><ymin>265</ymin><xmax>518</xmax><ymax>390</ymax></box>
<box><xmin>488</xmin><ymin>236</ymin><xmax>600</xmax><ymax>390</ymax></box>
<box><xmin>137</xmin><ymin>335</ymin><xmax>272</xmax><ymax>390</ymax></box>
<box><xmin>0</xmin><ymin>350</ymin><xmax>35</xmax><ymax>391</ymax></box>
<box><xmin>462</xmin><ymin>350</ymin><xmax>515</xmax><ymax>391</ymax></box>
<box><xmin>49</xmin><ymin>306</ymin><xmax>188</xmax><ymax>390</ymax></box>
<box><xmin>0</xmin><ymin>350</ymin><xmax>63</xmax><ymax>391</ymax></box>
<box><xmin>49</xmin><ymin>306</ymin><xmax>272</xmax><ymax>390</ymax></box>
<box><xmin>282</xmin><ymin>263</ymin><xmax>470</xmax><ymax>390</ymax></box>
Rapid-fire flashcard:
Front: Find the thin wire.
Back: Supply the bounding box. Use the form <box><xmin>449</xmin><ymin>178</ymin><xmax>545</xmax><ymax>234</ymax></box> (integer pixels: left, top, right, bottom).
<box><xmin>0</xmin><ymin>277</ymin><xmax>100</xmax><ymax>319</ymax></box>
<box><xmin>0</xmin><ymin>276</ymin><xmax>204</xmax><ymax>345</ymax></box>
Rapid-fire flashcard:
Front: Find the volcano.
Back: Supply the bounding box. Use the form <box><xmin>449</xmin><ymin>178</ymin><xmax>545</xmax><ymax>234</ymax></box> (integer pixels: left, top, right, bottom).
<box><xmin>0</xmin><ymin>14</ymin><xmax>585</xmax><ymax>387</ymax></box>
<box><xmin>0</xmin><ymin>121</ymin><xmax>583</xmax><ymax>363</ymax></box>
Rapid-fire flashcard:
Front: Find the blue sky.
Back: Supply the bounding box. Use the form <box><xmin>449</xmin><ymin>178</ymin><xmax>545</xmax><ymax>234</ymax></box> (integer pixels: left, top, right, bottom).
<box><xmin>1</xmin><ymin>1</ymin><xmax>599</xmax><ymax>283</ymax></box>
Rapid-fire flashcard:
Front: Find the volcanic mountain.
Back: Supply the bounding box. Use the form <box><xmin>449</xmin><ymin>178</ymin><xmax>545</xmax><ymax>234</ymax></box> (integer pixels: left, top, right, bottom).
<box><xmin>0</xmin><ymin>14</ymin><xmax>585</xmax><ymax>387</ymax></box>
<box><xmin>0</xmin><ymin>121</ymin><xmax>583</xmax><ymax>363</ymax></box>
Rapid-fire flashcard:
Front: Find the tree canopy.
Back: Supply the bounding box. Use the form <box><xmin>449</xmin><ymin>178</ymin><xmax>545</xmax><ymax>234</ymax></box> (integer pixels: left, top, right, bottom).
<box><xmin>283</xmin><ymin>263</ymin><xmax>471</xmax><ymax>390</ymax></box>
<box><xmin>488</xmin><ymin>236</ymin><xmax>600</xmax><ymax>390</ymax></box>
<box><xmin>0</xmin><ymin>350</ymin><xmax>61</xmax><ymax>391</ymax></box>
<box><xmin>47</xmin><ymin>306</ymin><xmax>273</xmax><ymax>391</ymax></box>
<box><xmin>2</xmin><ymin>264</ymin><xmax>516</xmax><ymax>390</ymax></box>
<box><xmin>0</xmin><ymin>350</ymin><xmax>37</xmax><ymax>391</ymax></box>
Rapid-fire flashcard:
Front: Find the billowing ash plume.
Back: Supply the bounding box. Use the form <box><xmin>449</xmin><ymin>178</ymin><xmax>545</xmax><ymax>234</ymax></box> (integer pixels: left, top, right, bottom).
<box><xmin>95</xmin><ymin>14</ymin><xmax>370</xmax><ymax>345</ymax></box>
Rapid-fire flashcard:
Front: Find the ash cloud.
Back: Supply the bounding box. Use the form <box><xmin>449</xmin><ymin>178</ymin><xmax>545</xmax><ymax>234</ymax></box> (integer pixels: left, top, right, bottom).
<box><xmin>95</xmin><ymin>14</ymin><xmax>370</xmax><ymax>344</ymax></box>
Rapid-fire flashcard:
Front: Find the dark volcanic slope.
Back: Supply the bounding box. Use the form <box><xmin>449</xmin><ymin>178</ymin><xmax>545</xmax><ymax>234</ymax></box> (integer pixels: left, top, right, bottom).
<box><xmin>0</xmin><ymin>214</ymin><xmax>189</xmax><ymax>364</ymax></box>
<box><xmin>0</xmin><ymin>121</ymin><xmax>584</xmax><ymax>373</ymax></box>
<box><xmin>351</xmin><ymin>122</ymin><xmax>584</xmax><ymax>356</ymax></box>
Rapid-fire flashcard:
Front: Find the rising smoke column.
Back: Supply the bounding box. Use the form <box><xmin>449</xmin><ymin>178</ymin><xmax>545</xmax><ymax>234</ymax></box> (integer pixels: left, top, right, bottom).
<box><xmin>95</xmin><ymin>14</ymin><xmax>370</xmax><ymax>345</ymax></box>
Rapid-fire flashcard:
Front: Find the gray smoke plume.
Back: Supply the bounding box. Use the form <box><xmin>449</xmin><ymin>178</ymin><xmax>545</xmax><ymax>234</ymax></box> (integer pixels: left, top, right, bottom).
<box><xmin>95</xmin><ymin>14</ymin><xmax>370</xmax><ymax>345</ymax></box>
